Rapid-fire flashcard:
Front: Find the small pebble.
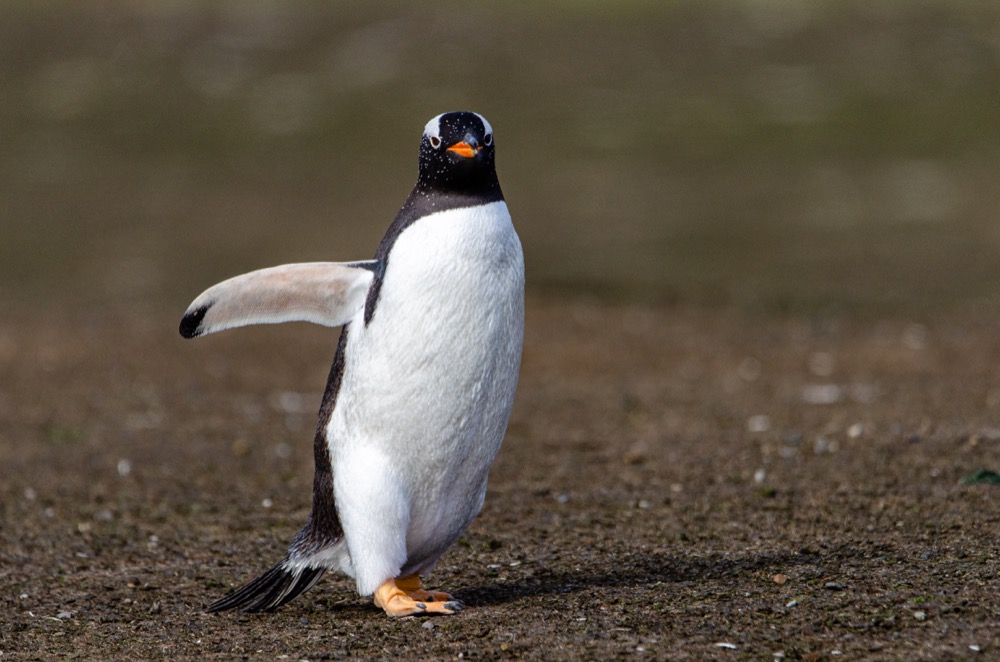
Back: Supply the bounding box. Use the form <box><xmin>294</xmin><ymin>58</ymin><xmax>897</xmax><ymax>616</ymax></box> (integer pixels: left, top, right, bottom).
<box><xmin>57</xmin><ymin>610</ymin><xmax>73</xmax><ymax>619</ymax></box>
<box><xmin>970</xmin><ymin>644</ymin><xmax>981</xmax><ymax>653</ymax></box>
<box><xmin>422</xmin><ymin>621</ymin><xmax>435</xmax><ymax>630</ymax></box>
<box><xmin>801</xmin><ymin>384</ymin><xmax>842</xmax><ymax>405</ymax></box>
<box><xmin>785</xmin><ymin>599</ymin><xmax>798</xmax><ymax>608</ymax></box>
<box><xmin>808</xmin><ymin>352</ymin><xmax>835</xmax><ymax>377</ymax></box>
<box><xmin>772</xmin><ymin>573</ymin><xmax>788</xmax><ymax>585</ymax></box>
<box><xmin>623</xmin><ymin>448</ymin><xmax>647</xmax><ymax>465</ymax></box>
<box><xmin>738</xmin><ymin>357</ymin><xmax>762</xmax><ymax>381</ymax></box>
<box><xmin>714</xmin><ymin>642</ymin><xmax>738</xmax><ymax>650</ymax></box>
<box><xmin>274</xmin><ymin>391</ymin><xmax>306</xmax><ymax>413</ymax></box>
<box><xmin>747</xmin><ymin>414</ymin><xmax>771</xmax><ymax>433</ymax></box>
<box><xmin>913</xmin><ymin>611</ymin><xmax>927</xmax><ymax>621</ymax></box>
<box><xmin>783</xmin><ymin>432</ymin><xmax>804</xmax><ymax>445</ymax></box>
<box><xmin>902</xmin><ymin>324</ymin><xmax>927</xmax><ymax>350</ymax></box>
<box><xmin>824</xmin><ymin>581</ymin><xmax>844</xmax><ymax>591</ymax></box>
<box><xmin>814</xmin><ymin>436</ymin><xmax>838</xmax><ymax>454</ymax></box>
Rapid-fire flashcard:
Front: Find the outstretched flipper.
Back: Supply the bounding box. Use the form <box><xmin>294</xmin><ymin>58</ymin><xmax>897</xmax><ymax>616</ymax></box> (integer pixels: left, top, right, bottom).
<box><xmin>180</xmin><ymin>261</ymin><xmax>378</xmax><ymax>338</ymax></box>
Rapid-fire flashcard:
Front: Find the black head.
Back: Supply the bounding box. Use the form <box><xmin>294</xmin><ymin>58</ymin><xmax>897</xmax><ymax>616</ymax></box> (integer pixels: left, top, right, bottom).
<box><xmin>417</xmin><ymin>111</ymin><xmax>500</xmax><ymax>196</ymax></box>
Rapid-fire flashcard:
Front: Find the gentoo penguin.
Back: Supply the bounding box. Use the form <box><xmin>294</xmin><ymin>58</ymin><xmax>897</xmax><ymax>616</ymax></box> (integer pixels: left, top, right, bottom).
<box><xmin>179</xmin><ymin>111</ymin><xmax>523</xmax><ymax>617</ymax></box>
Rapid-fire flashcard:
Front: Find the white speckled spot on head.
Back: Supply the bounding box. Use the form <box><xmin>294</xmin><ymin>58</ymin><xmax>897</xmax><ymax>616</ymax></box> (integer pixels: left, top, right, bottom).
<box><xmin>423</xmin><ymin>112</ymin><xmax>493</xmax><ymax>141</ymax></box>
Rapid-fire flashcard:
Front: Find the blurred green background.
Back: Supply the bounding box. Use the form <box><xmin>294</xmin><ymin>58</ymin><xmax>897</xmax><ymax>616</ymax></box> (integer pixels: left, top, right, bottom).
<box><xmin>3</xmin><ymin>1</ymin><xmax>999</xmax><ymax>315</ymax></box>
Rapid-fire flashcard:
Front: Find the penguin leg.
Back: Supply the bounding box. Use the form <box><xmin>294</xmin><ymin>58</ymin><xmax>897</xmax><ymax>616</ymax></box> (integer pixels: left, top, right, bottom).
<box><xmin>373</xmin><ymin>577</ymin><xmax>464</xmax><ymax>617</ymax></box>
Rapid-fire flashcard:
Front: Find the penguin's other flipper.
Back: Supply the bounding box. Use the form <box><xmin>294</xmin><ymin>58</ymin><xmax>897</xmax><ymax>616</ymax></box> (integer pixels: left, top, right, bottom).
<box><xmin>207</xmin><ymin>558</ymin><xmax>327</xmax><ymax>613</ymax></box>
<box><xmin>180</xmin><ymin>261</ymin><xmax>378</xmax><ymax>338</ymax></box>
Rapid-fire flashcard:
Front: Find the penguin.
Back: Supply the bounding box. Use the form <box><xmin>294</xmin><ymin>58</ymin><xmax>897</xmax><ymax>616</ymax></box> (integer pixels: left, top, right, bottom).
<box><xmin>179</xmin><ymin>111</ymin><xmax>523</xmax><ymax>617</ymax></box>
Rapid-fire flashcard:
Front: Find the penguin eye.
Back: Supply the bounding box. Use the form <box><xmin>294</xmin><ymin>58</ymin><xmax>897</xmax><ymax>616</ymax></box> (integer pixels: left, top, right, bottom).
<box><xmin>429</xmin><ymin>135</ymin><xmax>442</xmax><ymax>149</ymax></box>
<box><xmin>483</xmin><ymin>133</ymin><xmax>493</xmax><ymax>147</ymax></box>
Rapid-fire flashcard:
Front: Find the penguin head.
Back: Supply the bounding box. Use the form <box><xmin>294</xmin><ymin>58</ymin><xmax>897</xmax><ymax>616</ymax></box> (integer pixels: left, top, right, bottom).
<box><xmin>417</xmin><ymin>111</ymin><xmax>499</xmax><ymax>194</ymax></box>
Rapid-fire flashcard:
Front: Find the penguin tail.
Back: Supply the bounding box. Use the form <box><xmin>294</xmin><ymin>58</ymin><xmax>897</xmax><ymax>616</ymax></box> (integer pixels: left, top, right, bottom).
<box><xmin>206</xmin><ymin>558</ymin><xmax>326</xmax><ymax>613</ymax></box>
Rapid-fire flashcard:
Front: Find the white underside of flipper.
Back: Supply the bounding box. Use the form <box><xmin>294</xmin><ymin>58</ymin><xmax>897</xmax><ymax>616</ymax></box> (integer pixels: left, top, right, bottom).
<box><xmin>180</xmin><ymin>261</ymin><xmax>376</xmax><ymax>337</ymax></box>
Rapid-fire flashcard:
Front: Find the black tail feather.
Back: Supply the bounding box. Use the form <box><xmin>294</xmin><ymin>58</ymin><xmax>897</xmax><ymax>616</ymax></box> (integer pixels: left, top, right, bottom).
<box><xmin>206</xmin><ymin>558</ymin><xmax>326</xmax><ymax>613</ymax></box>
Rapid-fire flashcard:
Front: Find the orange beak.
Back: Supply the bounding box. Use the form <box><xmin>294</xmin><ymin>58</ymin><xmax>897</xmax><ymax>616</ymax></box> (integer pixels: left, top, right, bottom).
<box><xmin>447</xmin><ymin>142</ymin><xmax>479</xmax><ymax>158</ymax></box>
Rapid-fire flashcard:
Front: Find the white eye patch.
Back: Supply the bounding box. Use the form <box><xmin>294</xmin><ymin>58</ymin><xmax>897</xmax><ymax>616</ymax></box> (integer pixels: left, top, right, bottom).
<box><xmin>472</xmin><ymin>112</ymin><xmax>492</xmax><ymax>137</ymax></box>
<box><xmin>423</xmin><ymin>113</ymin><xmax>445</xmax><ymax>141</ymax></box>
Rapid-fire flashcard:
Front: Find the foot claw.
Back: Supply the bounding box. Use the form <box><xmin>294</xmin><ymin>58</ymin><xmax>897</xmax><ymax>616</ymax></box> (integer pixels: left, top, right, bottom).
<box><xmin>444</xmin><ymin>601</ymin><xmax>464</xmax><ymax>611</ymax></box>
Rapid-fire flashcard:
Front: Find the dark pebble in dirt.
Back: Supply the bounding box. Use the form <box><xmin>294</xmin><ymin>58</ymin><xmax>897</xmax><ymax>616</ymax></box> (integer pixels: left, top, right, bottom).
<box><xmin>783</xmin><ymin>433</ymin><xmax>804</xmax><ymax>446</ymax></box>
<box><xmin>824</xmin><ymin>582</ymin><xmax>845</xmax><ymax>591</ymax></box>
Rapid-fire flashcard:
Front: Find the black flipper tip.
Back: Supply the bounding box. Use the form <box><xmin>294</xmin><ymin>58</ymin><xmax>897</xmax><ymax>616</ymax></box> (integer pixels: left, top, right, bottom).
<box><xmin>179</xmin><ymin>304</ymin><xmax>210</xmax><ymax>339</ymax></box>
<box><xmin>206</xmin><ymin>560</ymin><xmax>326</xmax><ymax>614</ymax></box>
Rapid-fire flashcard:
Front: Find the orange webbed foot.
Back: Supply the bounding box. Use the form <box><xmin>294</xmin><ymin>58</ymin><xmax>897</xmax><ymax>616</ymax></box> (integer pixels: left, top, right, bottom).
<box><xmin>374</xmin><ymin>576</ymin><xmax>464</xmax><ymax>617</ymax></box>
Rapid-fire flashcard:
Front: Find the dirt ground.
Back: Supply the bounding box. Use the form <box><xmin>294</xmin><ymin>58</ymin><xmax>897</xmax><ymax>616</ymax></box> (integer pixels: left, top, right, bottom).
<box><xmin>4</xmin><ymin>2</ymin><xmax>1000</xmax><ymax>659</ymax></box>
<box><xmin>1</xmin><ymin>298</ymin><xmax>999</xmax><ymax>660</ymax></box>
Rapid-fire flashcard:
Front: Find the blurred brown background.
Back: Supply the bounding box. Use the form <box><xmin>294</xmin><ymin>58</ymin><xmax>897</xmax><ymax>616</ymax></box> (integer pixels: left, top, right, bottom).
<box><xmin>3</xmin><ymin>1</ymin><xmax>999</xmax><ymax>316</ymax></box>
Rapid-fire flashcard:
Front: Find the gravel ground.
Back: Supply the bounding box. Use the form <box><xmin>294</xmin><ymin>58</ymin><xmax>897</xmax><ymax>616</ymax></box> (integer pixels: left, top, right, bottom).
<box><xmin>3</xmin><ymin>6</ymin><xmax>1000</xmax><ymax>657</ymax></box>
<box><xmin>2</xmin><ymin>299</ymin><xmax>999</xmax><ymax>660</ymax></box>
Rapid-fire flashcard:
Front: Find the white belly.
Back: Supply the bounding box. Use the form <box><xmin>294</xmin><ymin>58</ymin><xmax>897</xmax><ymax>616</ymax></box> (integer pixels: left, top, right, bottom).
<box><xmin>327</xmin><ymin>201</ymin><xmax>524</xmax><ymax>591</ymax></box>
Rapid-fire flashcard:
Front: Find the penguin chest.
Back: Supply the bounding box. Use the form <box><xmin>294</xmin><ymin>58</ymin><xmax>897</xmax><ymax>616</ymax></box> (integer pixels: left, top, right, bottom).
<box><xmin>330</xmin><ymin>201</ymin><xmax>524</xmax><ymax>539</ymax></box>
